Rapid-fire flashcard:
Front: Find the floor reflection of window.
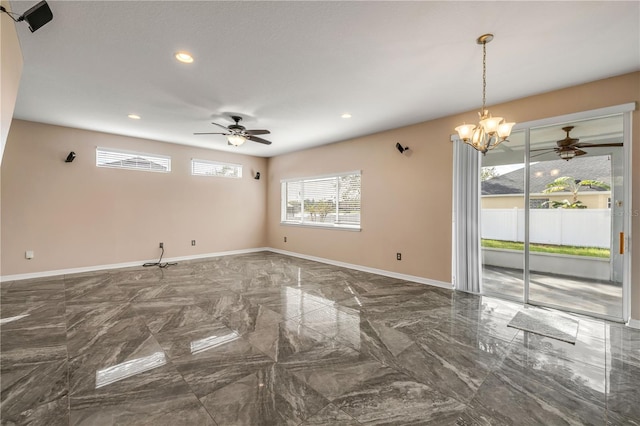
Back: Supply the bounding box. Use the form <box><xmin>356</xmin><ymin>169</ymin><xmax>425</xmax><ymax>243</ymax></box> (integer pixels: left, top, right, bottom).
<box><xmin>284</xmin><ymin>287</ymin><xmax>360</xmax><ymax>348</ymax></box>
<box><xmin>95</xmin><ymin>352</ymin><xmax>166</xmax><ymax>389</ymax></box>
<box><xmin>0</xmin><ymin>314</ymin><xmax>30</xmax><ymax>325</ymax></box>
<box><xmin>190</xmin><ymin>332</ymin><xmax>240</xmax><ymax>355</ymax></box>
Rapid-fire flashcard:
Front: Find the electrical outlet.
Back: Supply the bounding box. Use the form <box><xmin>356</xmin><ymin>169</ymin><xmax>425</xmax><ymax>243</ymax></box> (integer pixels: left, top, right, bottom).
<box><xmin>284</xmin><ymin>237</ymin><xmax>287</xmax><ymax>243</ymax></box>
<box><xmin>159</xmin><ymin>242</ymin><xmax>164</xmax><ymax>249</ymax></box>
<box><xmin>396</xmin><ymin>252</ymin><xmax>402</xmax><ymax>261</ymax></box>
<box><xmin>25</xmin><ymin>250</ymin><xmax>34</xmax><ymax>260</ymax></box>
<box><xmin>191</xmin><ymin>240</ymin><xmax>196</xmax><ymax>246</ymax></box>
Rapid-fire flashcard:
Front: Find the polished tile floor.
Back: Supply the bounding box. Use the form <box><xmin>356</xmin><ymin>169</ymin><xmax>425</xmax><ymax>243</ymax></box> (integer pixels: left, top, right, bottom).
<box><xmin>1</xmin><ymin>252</ymin><xmax>639</xmax><ymax>425</ymax></box>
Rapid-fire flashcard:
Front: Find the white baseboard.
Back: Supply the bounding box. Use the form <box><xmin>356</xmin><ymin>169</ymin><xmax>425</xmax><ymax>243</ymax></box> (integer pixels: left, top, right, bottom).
<box><xmin>0</xmin><ymin>247</ymin><xmax>270</xmax><ymax>283</ymax></box>
<box><xmin>267</xmin><ymin>248</ymin><xmax>453</xmax><ymax>290</ymax></box>
<box><xmin>626</xmin><ymin>318</ymin><xmax>640</xmax><ymax>329</ymax></box>
<box><xmin>2</xmin><ymin>246</ymin><xmax>452</xmax><ymax>292</ymax></box>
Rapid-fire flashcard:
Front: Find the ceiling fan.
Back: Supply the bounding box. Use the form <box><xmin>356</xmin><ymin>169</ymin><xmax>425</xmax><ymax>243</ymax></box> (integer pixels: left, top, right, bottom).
<box><xmin>194</xmin><ymin>116</ymin><xmax>272</xmax><ymax>146</ymax></box>
<box><xmin>531</xmin><ymin>126</ymin><xmax>622</xmax><ymax>161</ymax></box>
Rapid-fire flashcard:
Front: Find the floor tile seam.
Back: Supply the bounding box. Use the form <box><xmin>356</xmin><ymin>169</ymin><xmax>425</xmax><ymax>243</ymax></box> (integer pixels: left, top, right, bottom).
<box><xmin>415</xmin><ymin>322</ymin><xmax>518</xmax><ymax>356</ymax></box>
<box><xmin>276</xmin><ymin>317</ymin><xmax>375</xmax><ymax>367</ymax></box>
<box><xmin>504</xmin><ymin>334</ymin><xmax>610</xmax><ymax>374</ymax></box>
<box><xmin>64</xmin><ymin>313</ymin><xmax>165</xmax><ymax>367</ymax></box>
<box><xmin>486</xmin><ymin>368</ymin><xmax>609</xmax><ymax>422</ymax></box>
<box><xmin>397</xmin><ymin>340</ymin><xmax>501</xmax><ymax>400</ymax></box>
<box><xmin>297</xmin><ymin>402</ymin><xmax>365</xmax><ymax>426</ymax></box>
<box><xmin>59</xmin><ymin>278</ymin><xmax>73</xmax><ymax>426</ymax></box>
<box><xmin>63</xmin><ymin>308</ymin><xmax>150</xmax><ymax>342</ymax></box>
<box><xmin>604</xmin><ymin>326</ymin><xmax>611</xmax><ymax>414</ymax></box>
<box><xmin>281</xmin><ymin>366</ymin><xmax>371</xmax><ymax>420</ymax></box>
<box><xmin>67</xmin><ymin>356</ymin><xmax>192</xmax><ymax>402</ymax></box>
<box><xmin>493</xmin><ymin>353</ymin><xmax>610</xmax><ymax>411</ymax></box>
<box><xmin>506</xmin><ymin>332</ymin><xmax>609</xmax><ymax>372</ymax></box>
<box><xmin>192</xmin><ymin>386</ymin><xmax>221</xmax><ymax>426</ymax></box>
<box><xmin>283</xmin><ymin>298</ymin><xmax>352</xmax><ymax>321</ymax></box>
<box><xmin>509</xmin><ymin>333</ymin><xmax>610</xmax><ymax>371</ymax></box>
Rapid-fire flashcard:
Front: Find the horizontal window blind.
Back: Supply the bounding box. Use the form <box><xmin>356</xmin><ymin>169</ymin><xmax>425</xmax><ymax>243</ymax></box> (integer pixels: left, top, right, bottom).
<box><xmin>96</xmin><ymin>147</ymin><xmax>171</xmax><ymax>172</ymax></box>
<box><xmin>191</xmin><ymin>159</ymin><xmax>243</xmax><ymax>178</ymax></box>
<box><xmin>281</xmin><ymin>172</ymin><xmax>361</xmax><ymax>228</ymax></box>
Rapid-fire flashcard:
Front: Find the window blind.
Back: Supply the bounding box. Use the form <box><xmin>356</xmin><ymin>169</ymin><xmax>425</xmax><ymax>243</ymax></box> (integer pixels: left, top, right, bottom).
<box><xmin>281</xmin><ymin>172</ymin><xmax>361</xmax><ymax>229</ymax></box>
<box><xmin>191</xmin><ymin>159</ymin><xmax>242</xmax><ymax>178</ymax></box>
<box><xmin>96</xmin><ymin>147</ymin><xmax>171</xmax><ymax>172</ymax></box>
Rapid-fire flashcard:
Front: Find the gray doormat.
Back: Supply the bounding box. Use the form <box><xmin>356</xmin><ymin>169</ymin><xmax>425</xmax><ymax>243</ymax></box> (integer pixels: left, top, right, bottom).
<box><xmin>507</xmin><ymin>308</ymin><xmax>579</xmax><ymax>344</ymax></box>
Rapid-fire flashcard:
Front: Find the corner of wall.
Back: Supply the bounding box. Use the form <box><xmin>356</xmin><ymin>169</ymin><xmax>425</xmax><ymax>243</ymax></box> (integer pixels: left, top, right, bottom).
<box><xmin>0</xmin><ymin>0</ymin><xmax>24</xmax><ymax>164</ymax></box>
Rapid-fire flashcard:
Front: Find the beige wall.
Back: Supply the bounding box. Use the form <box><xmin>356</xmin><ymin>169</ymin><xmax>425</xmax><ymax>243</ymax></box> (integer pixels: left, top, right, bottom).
<box><xmin>1</xmin><ymin>120</ymin><xmax>268</xmax><ymax>275</ymax></box>
<box><xmin>266</xmin><ymin>71</ymin><xmax>640</xmax><ymax>319</ymax></box>
<box><xmin>2</xmin><ymin>72</ymin><xmax>638</xmax><ymax>319</ymax></box>
<box><xmin>0</xmin><ymin>0</ymin><xmax>23</xmax><ymax>163</ymax></box>
<box><xmin>267</xmin><ymin>120</ymin><xmax>454</xmax><ymax>283</ymax></box>
<box><xmin>482</xmin><ymin>193</ymin><xmax>610</xmax><ymax>209</ymax></box>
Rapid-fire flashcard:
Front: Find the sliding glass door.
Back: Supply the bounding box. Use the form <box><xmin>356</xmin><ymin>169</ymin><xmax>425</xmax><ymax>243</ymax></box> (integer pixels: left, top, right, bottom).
<box><xmin>527</xmin><ymin>115</ymin><xmax>624</xmax><ymax>319</ymax></box>
<box><xmin>481</xmin><ymin>130</ymin><xmax>526</xmax><ymax>301</ymax></box>
<box><xmin>477</xmin><ymin>108</ymin><xmax>631</xmax><ymax>322</ymax></box>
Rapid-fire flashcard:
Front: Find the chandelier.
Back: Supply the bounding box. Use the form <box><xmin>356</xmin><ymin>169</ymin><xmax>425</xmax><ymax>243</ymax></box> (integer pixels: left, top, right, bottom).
<box><xmin>455</xmin><ymin>34</ymin><xmax>515</xmax><ymax>154</ymax></box>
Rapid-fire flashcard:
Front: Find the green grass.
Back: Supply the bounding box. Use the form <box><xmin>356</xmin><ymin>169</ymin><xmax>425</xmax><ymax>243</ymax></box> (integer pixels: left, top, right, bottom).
<box><xmin>481</xmin><ymin>239</ymin><xmax>610</xmax><ymax>258</ymax></box>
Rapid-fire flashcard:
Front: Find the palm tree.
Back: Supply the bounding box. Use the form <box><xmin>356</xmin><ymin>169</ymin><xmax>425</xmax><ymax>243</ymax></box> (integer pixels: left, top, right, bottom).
<box><xmin>542</xmin><ymin>176</ymin><xmax>610</xmax><ymax>208</ymax></box>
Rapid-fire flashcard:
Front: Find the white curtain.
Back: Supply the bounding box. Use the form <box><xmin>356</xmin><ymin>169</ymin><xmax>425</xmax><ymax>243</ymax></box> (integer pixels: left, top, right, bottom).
<box><xmin>452</xmin><ymin>138</ymin><xmax>482</xmax><ymax>294</ymax></box>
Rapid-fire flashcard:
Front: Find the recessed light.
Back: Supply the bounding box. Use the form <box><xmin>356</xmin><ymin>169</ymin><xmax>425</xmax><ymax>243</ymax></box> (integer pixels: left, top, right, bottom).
<box><xmin>175</xmin><ymin>51</ymin><xmax>194</xmax><ymax>64</ymax></box>
<box><xmin>341</xmin><ymin>113</ymin><xmax>352</xmax><ymax>119</ymax></box>
<box><xmin>128</xmin><ymin>114</ymin><xmax>141</xmax><ymax>120</ymax></box>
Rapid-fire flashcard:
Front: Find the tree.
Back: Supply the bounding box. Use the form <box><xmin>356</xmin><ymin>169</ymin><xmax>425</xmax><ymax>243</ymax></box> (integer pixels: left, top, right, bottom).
<box><xmin>305</xmin><ymin>199</ymin><xmax>335</xmax><ymax>222</ymax></box>
<box><xmin>542</xmin><ymin>176</ymin><xmax>610</xmax><ymax>209</ymax></box>
<box><xmin>481</xmin><ymin>166</ymin><xmax>498</xmax><ymax>181</ymax></box>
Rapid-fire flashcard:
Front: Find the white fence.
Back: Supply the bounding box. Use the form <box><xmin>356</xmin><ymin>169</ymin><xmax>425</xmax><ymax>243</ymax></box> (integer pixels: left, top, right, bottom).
<box><xmin>482</xmin><ymin>208</ymin><xmax>610</xmax><ymax>248</ymax></box>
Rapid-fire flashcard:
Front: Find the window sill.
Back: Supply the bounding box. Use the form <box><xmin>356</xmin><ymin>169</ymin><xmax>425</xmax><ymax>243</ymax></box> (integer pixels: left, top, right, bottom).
<box><xmin>280</xmin><ymin>222</ymin><xmax>361</xmax><ymax>232</ymax></box>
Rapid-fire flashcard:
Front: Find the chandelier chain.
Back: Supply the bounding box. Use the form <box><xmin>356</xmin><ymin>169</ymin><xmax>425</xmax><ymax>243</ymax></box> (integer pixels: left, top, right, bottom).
<box><xmin>482</xmin><ymin>40</ymin><xmax>487</xmax><ymax>112</ymax></box>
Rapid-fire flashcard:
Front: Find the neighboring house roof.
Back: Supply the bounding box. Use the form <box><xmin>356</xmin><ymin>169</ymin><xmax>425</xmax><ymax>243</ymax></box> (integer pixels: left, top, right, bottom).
<box><xmin>105</xmin><ymin>156</ymin><xmax>167</xmax><ymax>171</ymax></box>
<box><xmin>482</xmin><ymin>156</ymin><xmax>612</xmax><ymax>195</ymax></box>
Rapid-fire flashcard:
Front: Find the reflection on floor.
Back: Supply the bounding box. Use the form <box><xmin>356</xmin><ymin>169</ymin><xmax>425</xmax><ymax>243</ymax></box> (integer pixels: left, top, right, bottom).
<box><xmin>483</xmin><ymin>265</ymin><xmax>623</xmax><ymax>319</ymax></box>
<box><xmin>1</xmin><ymin>252</ymin><xmax>638</xmax><ymax>425</ymax></box>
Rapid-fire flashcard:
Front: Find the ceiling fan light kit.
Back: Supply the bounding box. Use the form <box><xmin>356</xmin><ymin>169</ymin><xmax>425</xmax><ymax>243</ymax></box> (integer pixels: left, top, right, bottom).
<box><xmin>455</xmin><ymin>34</ymin><xmax>515</xmax><ymax>154</ymax></box>
<box><xmin>227</xmin><ymin>134</ymin><xmax>247</xmax><ymax>146</ymax></box>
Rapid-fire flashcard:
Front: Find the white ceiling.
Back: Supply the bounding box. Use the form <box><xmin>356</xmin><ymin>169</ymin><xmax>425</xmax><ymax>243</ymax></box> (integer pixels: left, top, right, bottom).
<box><xmin>10</xmin><ymin>1</ymin><xmax>640</xmax><ymax>158</ymax></box>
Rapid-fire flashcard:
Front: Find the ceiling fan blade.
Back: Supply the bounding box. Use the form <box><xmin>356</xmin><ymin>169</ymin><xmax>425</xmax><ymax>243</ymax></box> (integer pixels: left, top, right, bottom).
<box><xmin>194</xmin><ymin>132</ymin><xmax>229</xmax><ymax>135</ymax></box>
<box><xmin>574</xmin><ymin>149</ymin><xmax>588</xmax><ymax>156</ymax></box>
<box><xmin>247</xmin><ymin>135</ymin><xmax>272</xmax><ymax>145</ymax></box>
<box><xmin>530</xmin><ymin>147</ymin><xmax>556</xmax><ymax>152</ymax></box>
<box><xmin>574</xmin><ymin>142</ymin><xmax>623</xmax><ymax>148</ymax></box>
<box><xmin>245</xmin><ymin>129</ymin><xmax>270</xmax><ymax>135</ymax></box>
<box><xmin>211</xmin><ymin>122</ymin><xmax>230</xmax><ymax>131</ymax></box>
<box><xmin>530</xmin><ymin>150</ymin><xmax>555</xmax><ymax>159</ymax></box>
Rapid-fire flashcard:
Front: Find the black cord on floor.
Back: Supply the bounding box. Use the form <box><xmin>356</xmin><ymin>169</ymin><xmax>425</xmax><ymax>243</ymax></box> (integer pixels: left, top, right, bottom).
<box><xmin>143</xmin><ymin>246</ymin><xmax>177</xmax><ymax>269</ymax></box>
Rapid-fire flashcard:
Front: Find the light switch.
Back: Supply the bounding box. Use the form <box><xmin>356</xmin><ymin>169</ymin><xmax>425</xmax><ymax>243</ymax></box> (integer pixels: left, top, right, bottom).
<box><xmin>25</xmin><ymin>250</ymin><xmax>34</xmax><ymax>260</ymax></box>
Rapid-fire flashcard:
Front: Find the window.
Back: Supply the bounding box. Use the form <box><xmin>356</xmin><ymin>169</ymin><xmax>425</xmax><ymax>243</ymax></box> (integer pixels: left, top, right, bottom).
<box><xmin>96</xmin><ymin>147</ymin><xmax>170</xmax><ymax>172</ymax></box>
<box><xmin>281</xmin><ymin>171</ymin><xmax>361</xmax><ymax>229</ymax></box>
<box><xmin>191</xmin><ymin>159</ymin><xmax>242</xmax><ymax>178</ymax></box>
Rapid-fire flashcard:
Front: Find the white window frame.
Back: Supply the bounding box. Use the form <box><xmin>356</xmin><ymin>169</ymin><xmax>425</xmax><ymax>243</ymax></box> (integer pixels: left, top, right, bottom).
<box><xmin>281</xmin><ymin>170</ymin><xmax>361</xmax><ymax>231</ymax></box>
<box><xmin>96</xmin><ymin>147</ymin><xmax>171</xmax><ymax>173</ymax></box>
<box><xmin>191</xmin><ymin>159</ymin><xmax>243</xmax><ymax>179</ymax></box>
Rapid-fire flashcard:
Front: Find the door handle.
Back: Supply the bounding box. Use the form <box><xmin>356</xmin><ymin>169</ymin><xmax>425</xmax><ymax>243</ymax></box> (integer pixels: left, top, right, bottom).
<box><xmin>620</xmin><ymin>232</ymin><xmax>624</xmax><ymax>255</ymax></box>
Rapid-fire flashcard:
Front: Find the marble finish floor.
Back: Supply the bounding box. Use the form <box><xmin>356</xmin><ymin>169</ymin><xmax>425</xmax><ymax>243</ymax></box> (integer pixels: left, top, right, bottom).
<box><xmin>1</xmin><ymin>251</ymin><xmax>639</xmax><ymax>425</ymax></box>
